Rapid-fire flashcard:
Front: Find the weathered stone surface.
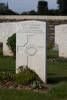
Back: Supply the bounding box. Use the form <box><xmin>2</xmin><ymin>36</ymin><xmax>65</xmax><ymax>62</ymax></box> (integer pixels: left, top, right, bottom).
<box><xmin>0</xmin><ymin>16</ymin><xmax>67</xmax><ymax>20</ymax></box>
<box><xmin>0</xmin><ymin>23</ymin><xmax>6</xmax><ymax>43</ymax></box>
<box><xmin>0</xmin><ymin>16</ymin><xmax>67</xmax><ymax>44</ymax></box>
<box><xmin>16</xmin><ymin>21</ymin><xmax>47</xmax><ymax>83</ymax></box>
<box><xmin>0</xmin><ymin>22</ymin><xmax>16</xmax><ymax>56</ymax></box>
<box><xmin>55</xmin><ymin>24</ymin><xmax>67</xmax><ymax>58</ymax></box>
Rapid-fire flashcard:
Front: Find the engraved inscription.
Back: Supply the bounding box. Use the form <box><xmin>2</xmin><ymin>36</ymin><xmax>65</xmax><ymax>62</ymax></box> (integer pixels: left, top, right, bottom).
<box><xmin>16</xmin><ymin>21</ymin><xmax>47</xmax><ymax>83</ymax></box>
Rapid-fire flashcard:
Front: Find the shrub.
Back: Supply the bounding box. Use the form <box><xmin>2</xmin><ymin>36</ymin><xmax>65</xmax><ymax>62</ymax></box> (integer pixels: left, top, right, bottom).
<box><xmin>48</xmin><ymin>42</ymin><xmax>54</xmax><ymax>50</ymax></box>
<box><xmin>7</xmin><ymin>34</ymin><xmax>16</xmax><ymax>56</ymax></box>
<box><xmin>31</xmin><ymin>80</ymin><xmax>44</xmax><ymax>89</ymax></box>
<box><xmin>14</xmin><ymin>66</ymin><xmax>41</xmax><ymax>86</ymax></box>
<box><xmin>0</xmin><ymin>72</ymin><xmax>14</xmax><ymax>82</ymax></box>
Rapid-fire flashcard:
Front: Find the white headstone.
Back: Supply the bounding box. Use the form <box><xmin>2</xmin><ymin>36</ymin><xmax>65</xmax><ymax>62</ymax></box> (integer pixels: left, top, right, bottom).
<box><xmin>0</xmin><ymin>23</ymin><xmax>5</xmax><ymax>43</ymax></box>
<box><xmin>0</xmin><ymin>22</ymin><xmax>16</xmax><ymax>56</ymax></box>
<box><xmin>16</xmin><ymin>21</ymin><xmax>47</xmax><ymax>83</ymax></box>
<box><xmin>55</xmin><ymin>24</ymin><xmax>67</xmax><ymax>58</ymax></box>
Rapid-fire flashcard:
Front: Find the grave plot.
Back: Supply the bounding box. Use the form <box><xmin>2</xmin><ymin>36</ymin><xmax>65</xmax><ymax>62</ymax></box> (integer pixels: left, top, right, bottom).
<box><xmin>16</xmin><ymin>21</ymin><xmax>47</xmax><ymax>83</ymax></box>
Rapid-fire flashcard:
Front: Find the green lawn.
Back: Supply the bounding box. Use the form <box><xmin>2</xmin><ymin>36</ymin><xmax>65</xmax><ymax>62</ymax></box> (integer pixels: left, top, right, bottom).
<box><xmin>47</xmin><ymin>50</ymin><xmax>67</xmax><ymax>83</ymax></box>
<box><xmin>48</xmin><ymin>50</ymin><xmax>58</xmax><ymax>57</ymax></box>
<box><xmin>48</xmin><ymin>62</ymin><xmax>67</xmax><ymax>83</ymax></box>
<box><xmin>0</xmin><ymin>56</ymin><xmax>15</xmax><ymax>72</ymax></box>
<box><xmin>0</xmin><ymin>46</ymin><xmax>15</xmax><ymax>72</ymax></box>
<box><xmin>0</xmin><ymin>82</ymin><xmax>67</xmax><ymax>100</ymax></box>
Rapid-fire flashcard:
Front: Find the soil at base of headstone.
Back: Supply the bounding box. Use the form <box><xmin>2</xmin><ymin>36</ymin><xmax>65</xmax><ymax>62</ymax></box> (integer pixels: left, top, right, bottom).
<box><xmin>0</xmin><ymin>81</ymin><xmax>53</xmax><ymax>93</ymax></box>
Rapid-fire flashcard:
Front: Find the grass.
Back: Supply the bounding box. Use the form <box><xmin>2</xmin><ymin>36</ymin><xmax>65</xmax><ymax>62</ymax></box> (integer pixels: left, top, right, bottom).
<box><xmin>48</xmin><ymin>62</ymin><xmax>67</xmax><ymax>83</ymax></box>
<box><xmin>0</xmin><ymin>46</ymin><xmax>15</xmax><ymax>72</ymax></box>
<box><xmin>0</xmin><ymin>82</ymin><xmax>67</xmax><ymax>100</ymax></box>
<box><xmin>48</xmin><ymin>82</ymin><xmax>67</xmax><ymax>100</ymax></box>
<box><xmin>0</xmin><ymin>56</ymin><xmax>15</xmax><ymax>72</ymax></box>
<box><xmin>47</xmin><ymin>49</ymin><xmax>67</xmax><ymax>83</ymax></box>
<box><xmin>48</xmin><ymin>50</ymin><xmax>58</xmax><ymax>57</ymax></box>
<box><xmin>0</xmin><ymin>88</ymin><xmax>47</xmax><ymax>100</ymax></box>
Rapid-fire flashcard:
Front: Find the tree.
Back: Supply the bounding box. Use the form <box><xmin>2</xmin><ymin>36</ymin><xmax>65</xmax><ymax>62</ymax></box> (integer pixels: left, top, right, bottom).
<box><xmin>0</xmin><ymin>3</ymin><xmax>18</xmax><ymax>15</ymax></box>
<box><xmin>48</xmin><ymin>9</ymin><xmax>59</xmax><ymax>15</ymax></box>
<box><xmin>29</xmin><ymin>10</ymin><xmax>37</xmax><ymax>15</ymax></box>
<box><xmin>57</xmin><ymin>0</ymin><xmax>67</xmax><ymax>15</ymax></box>
<box><xmin>37</xmin><ymin>0</ymin><xmax>48</xmax><ymax>15</ymax></box>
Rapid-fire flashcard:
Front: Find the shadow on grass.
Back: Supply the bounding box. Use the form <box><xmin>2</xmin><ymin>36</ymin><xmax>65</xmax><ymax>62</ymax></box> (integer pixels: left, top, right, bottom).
<box><xmin>47</xmin><ymin>76</ymin><xmax>67</xmax><ymax>84</ymax></box>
